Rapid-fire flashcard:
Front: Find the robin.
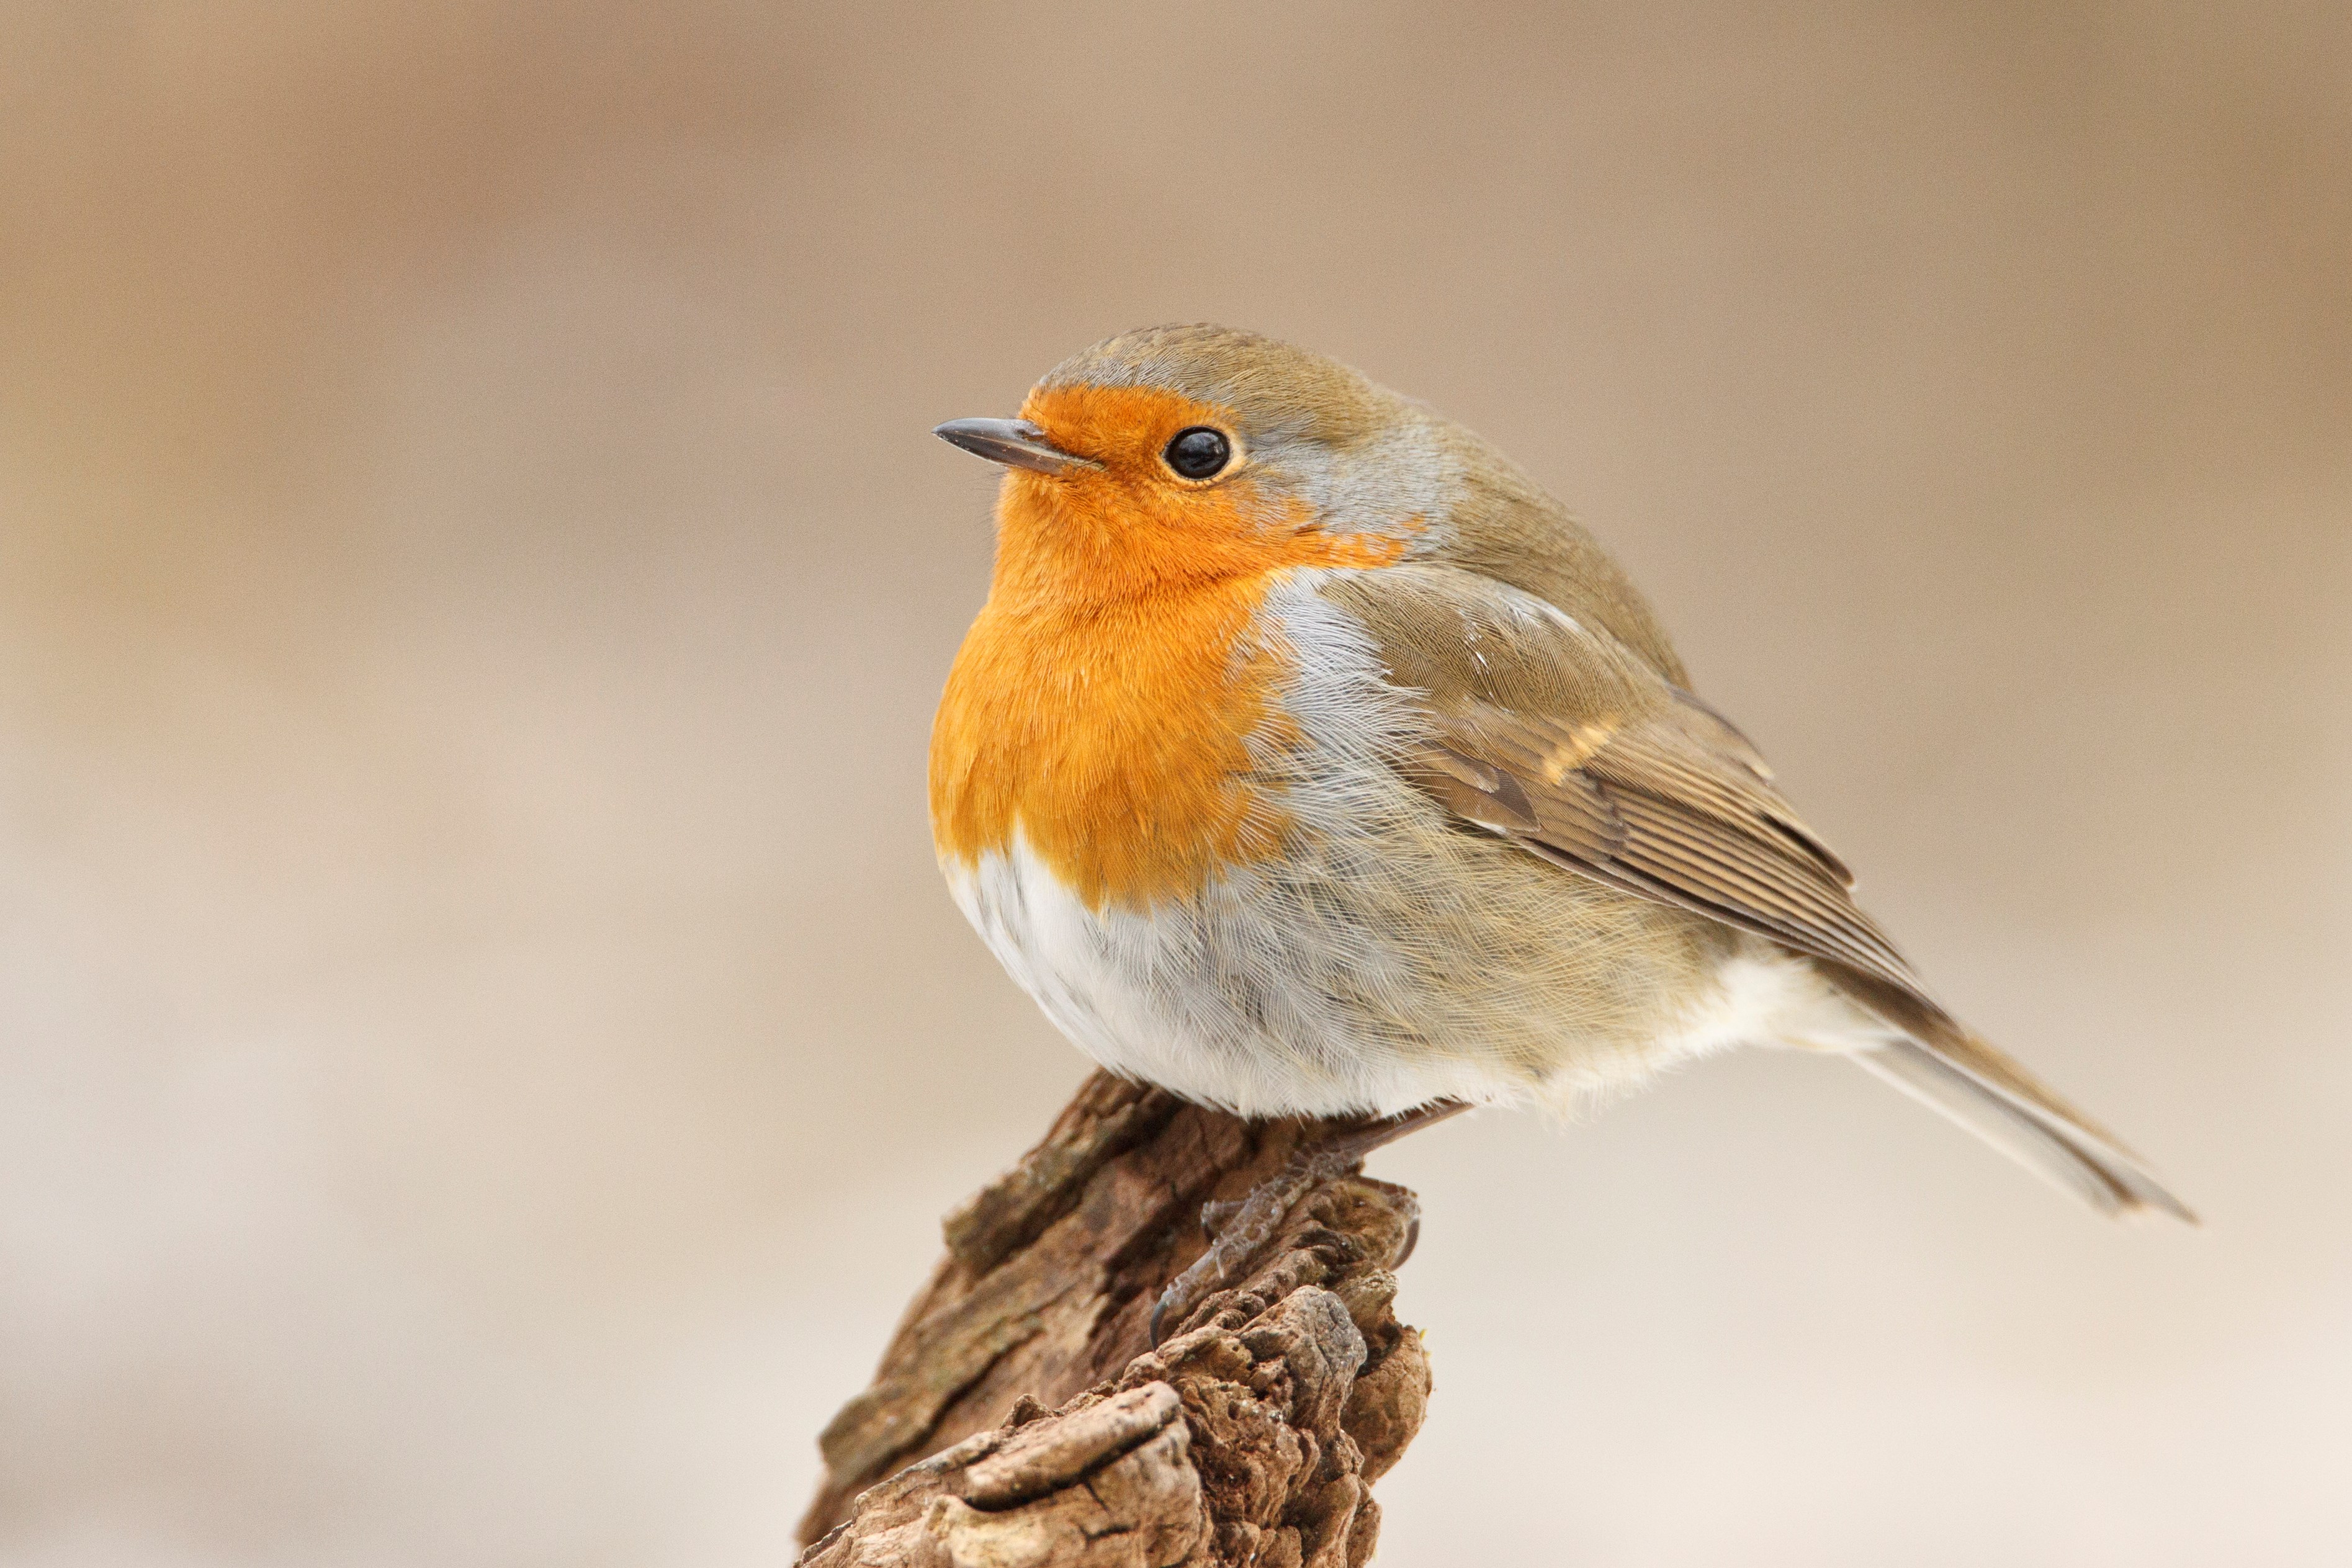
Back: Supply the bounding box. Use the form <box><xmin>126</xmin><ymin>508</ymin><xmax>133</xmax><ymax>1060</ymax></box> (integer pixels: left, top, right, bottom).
<box><xmin>929</xmin><ymin>325</ymin><xmax>2192</xmax><ymax>1337</ymax></box>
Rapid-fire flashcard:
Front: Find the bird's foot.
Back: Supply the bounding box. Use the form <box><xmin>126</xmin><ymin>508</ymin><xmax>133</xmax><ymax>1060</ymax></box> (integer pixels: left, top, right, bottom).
<box><xmin>1150</xmin><ymin>1149</ymin><xmax>1336</xmax><ymax>1347</ymax></box>
<box><xmin>1147</xmin><ymin>1101</ymin><xmax>1467</xmax><ymax>1346</ymax></box>
<box><xmin>1197</xmin><ymin>1198</ymin><xmax>1246</xmax><ymax>1241</ymax></box>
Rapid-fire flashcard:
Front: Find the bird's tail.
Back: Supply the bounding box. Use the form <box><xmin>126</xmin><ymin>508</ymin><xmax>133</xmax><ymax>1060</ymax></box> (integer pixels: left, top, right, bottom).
<box><xmin>1834</xmin><ymin>974</ymin><xmax>2197</xmax><ymax>1222</ymax></box>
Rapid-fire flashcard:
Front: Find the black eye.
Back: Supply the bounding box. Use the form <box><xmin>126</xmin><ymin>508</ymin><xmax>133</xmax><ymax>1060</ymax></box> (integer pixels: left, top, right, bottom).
<box><xmin>1163</xmin><ymin>426</ymin><xmax>1232</xmax><ymax>480</ymax></box>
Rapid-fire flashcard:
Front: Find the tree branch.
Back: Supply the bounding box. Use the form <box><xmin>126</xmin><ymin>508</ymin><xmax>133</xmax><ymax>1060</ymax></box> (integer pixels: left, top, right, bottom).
<box><xmin>797</xmin><ymin>1072</ymin><xmax>1434</xmax><ymax>1567</ymax></box>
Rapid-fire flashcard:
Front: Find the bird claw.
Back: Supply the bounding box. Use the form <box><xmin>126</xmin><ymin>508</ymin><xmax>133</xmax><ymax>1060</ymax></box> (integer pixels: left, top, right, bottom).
<box><xmin>1150</xmin><ymin>1154</ymin><xmax>1329</xmax><ymax>1347</ymax></box>
<box><xmin>1198</xmin><ymin>1198</ymin><xmax>1246</xmax><ymax>1242</ymax></box>
<box><xmin>1147</xmin><ymin>1103</ymin><xmax>1467</xmax><ymax>1346</ymax></box>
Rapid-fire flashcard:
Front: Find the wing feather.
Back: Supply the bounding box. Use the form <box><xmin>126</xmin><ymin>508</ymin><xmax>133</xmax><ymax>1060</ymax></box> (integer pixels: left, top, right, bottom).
<box><xmin>1313</xmin><ymin>560</ymin><xmax>2192</xmax><ymax>1221</ymax></box>
<box><xmin>1331</xmin><ymin>558</ymin><xmax>1926</xmax><ymax>995</ymax></box>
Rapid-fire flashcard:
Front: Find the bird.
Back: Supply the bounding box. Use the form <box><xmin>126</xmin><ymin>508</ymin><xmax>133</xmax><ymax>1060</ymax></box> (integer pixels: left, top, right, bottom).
<box><xmin>927</xmin><ymin>324</ymin><xmax>2192</xmax><ymax>1332</ymax></box>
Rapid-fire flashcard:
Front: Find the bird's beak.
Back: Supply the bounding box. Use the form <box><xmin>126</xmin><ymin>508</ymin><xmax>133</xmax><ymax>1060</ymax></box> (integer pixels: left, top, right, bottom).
<box><xmin>933</xmin><ymin>417</ymin><xmax>1101</xmax><ymax>475</ymax></box>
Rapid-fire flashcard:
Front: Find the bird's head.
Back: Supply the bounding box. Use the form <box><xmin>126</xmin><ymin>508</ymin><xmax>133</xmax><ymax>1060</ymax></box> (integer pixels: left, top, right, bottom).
<box><xmin>936</xmin><ymin>325</ymin><xmax>1446</xmax><ymax>608</ymax></box>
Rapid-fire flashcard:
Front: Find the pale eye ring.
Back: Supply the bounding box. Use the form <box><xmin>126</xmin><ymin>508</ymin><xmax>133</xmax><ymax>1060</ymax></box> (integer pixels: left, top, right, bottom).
<box><xmin>1163</xmin><ymin>426</ymin><xmax>1232</xmax><ymax>480</ymax></box>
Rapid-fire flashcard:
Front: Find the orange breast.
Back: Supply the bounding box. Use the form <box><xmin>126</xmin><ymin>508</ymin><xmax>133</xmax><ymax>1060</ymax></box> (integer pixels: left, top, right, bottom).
<box><xmin>930</xmin><ymin>576</ymin><xmax>1293</xmax><ymax>910</ymax></box>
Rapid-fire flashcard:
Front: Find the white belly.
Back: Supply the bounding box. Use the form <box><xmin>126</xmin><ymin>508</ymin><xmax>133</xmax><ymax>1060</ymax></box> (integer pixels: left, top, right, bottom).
<box><xmin>947</xmin><ymin>833</ymin><xmax>1520</xmax><ymax>1115</ymax></box>
<box><xmin>945</xmin><ymin>825</ymin><xmax>1888</xmax><ymax>1119</ymax></box>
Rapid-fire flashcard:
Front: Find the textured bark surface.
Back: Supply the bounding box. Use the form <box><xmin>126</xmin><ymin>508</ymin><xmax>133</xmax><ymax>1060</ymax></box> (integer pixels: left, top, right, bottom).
<box><xmin>797</xmin><ymin>1072</ymin><xmax>1434</xmax><ymax>1567</ymax></box>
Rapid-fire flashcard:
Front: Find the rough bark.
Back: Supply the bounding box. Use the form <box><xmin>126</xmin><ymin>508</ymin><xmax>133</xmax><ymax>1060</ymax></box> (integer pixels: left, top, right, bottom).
<box><xmin>797</xmin><ymin>1072</ymin><xmax>1434</xmax><ymax>1567</ymax></box>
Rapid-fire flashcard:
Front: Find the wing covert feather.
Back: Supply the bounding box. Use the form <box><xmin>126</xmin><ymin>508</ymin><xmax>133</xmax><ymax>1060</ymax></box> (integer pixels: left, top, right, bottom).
<box><xmin>1321</xmin><ymin>565</ymin><xmax>1924</xmax><ymax>997</ymax></box>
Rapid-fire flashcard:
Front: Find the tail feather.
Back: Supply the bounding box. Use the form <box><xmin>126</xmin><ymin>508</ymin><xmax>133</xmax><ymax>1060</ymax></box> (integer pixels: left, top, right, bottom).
<box><xmin>1833</xmin><ymin>974</ymin><xmax>2197</xmax><ymax>1223</ymax></box>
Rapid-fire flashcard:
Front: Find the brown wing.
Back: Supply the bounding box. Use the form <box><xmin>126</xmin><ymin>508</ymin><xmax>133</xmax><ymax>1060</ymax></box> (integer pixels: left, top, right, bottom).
<box><xmin>1322</xmin><ymin>564</ymin><xmax>1926</xmax><ymax>1000</ymax></box>
<box><xmin>1319</xmin><ymin>565</ymin><xmax>2194</xmax><ymax>1221</ymax></box>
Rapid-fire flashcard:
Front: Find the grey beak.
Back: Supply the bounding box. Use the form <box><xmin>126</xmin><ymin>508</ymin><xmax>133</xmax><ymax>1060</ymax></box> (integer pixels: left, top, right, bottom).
<box><xmin>933</xmin><ymin>417</ymin><xmax>1100</xmax><ymax>475</ymax></box>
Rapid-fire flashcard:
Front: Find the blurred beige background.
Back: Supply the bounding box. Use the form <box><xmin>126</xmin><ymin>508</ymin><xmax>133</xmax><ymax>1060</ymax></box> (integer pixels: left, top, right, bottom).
<box><xmin>3</xmin><ymin>3</ymin><xmax>2348</xmax><ymax>1564</ymax></box>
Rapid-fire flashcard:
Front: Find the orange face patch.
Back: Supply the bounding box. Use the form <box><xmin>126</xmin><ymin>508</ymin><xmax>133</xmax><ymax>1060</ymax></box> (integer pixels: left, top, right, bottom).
<box><xmin>930</xmin><ymin>384</ymin><xmax>1413</xmax><ymax>910</ymax></box>
<box><xmin>973</xmin><ymin>383</ymin><xmax>1407</xmax><ymax>611</ymax></box>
